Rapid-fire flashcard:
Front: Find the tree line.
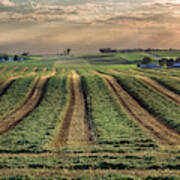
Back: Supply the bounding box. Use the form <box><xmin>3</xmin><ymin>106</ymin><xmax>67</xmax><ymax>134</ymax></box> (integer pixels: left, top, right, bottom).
<box><xmin>137</xmin><ymin>57</ymin><xmax>180</xmax><ymax>67</ymax></box>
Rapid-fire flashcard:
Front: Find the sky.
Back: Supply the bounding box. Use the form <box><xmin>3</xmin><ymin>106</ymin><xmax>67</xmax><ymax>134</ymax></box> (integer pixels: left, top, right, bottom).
<box><xmin>0</xmin><ymin>0</ymin><xmax>180</xmax><ymax>54</ymax></box>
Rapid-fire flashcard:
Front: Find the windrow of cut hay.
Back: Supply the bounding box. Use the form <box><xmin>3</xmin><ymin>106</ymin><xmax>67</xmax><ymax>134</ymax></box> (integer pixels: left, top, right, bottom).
<box><xmin>42</xmin><ymin>67</ymin><xmax>47</xmax><ymax>73</ymax></box>
<box><xmin>0</xmin><ymin>78</ymin><xmax>16</xmax><ymax>97</ymax></box>
<box><xmin>110</xmin><ymin>71</ymin><xmax>180</xmax><ymax>135</ymax></box>
<box><xmin>111</xmin><ymin>70</ymin><xmax>180</xmax><ymax>106</ymax></box>
<box><xmin>0</xmin><ymin>71</ymin><xmax>55</xmax><ymax>135</ymax></box>
<box><xmin>92</xmin><ymin>71</ymin><xmax>180</xmax><ymax>146</ymax></box>
<box><xmin>135</xmin><ymin>75</ymin><xmax>180</xmax><ymax>106</ymax></box>
<box><xmin>0</xmin><ymin>169</ymin><xmax>180</xmax><ymax>178</ymax></box>
<box><xmin>21</xmin><ymin>67</ymin><xmax>28</xmax><ymax>73</ymax></box>
<box><xmin>53</xmin><ymin>70</ymin><xmax>92</xmax><ymax>147</ymax></box>
<box><xmin>132</xmin><ymin>69</ymin><xmax>180</xmax><ymax>80</ymax></box>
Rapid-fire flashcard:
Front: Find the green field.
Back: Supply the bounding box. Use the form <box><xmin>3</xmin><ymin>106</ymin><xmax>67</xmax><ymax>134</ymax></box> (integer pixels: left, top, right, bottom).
<box><xmin>150</xmin><ymin>50</ymin><xmax>180</xmax><ymax>58</ymax></box>
<box><xmin>0</xmin><ymin>53</ymin><xmax>179</xmax><ymax>179</ymax></box>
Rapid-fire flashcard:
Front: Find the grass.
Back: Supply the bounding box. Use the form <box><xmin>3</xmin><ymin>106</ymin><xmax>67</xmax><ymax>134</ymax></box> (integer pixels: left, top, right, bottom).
<box><xmin>0</xmin><ymin>155</ymin><xmax>179</xmax><ymax>170</ymax></box>
<box><xmin>0</xmin><ymin>77</ymin><xmax>35</xmax><ymax>117</ymax></box>
<box><xmin>0</xmin><ymin>175</ymin><xmax>180</xmax><ymax>180</ymax></box>
<box><xmin>150</xmin><ymin>50</ymin><xmax>180</xmax><ymax>58</ymax></box>
<box><xmin>79</xmin><ymin>70</ymin><xmax>156</xmax><ymax>152</ymax></box>
<box><xmin>115</xmin><ymin>52</ymin><xmax>154</xmax><ymax>62</ymax></box>
<box><xmin>150</xmin><ymin>77</ymin><xmax>180</xmax><ymax>95</ymax></box>
<box><xmin>0</xmin><ymin>72</ymin><xmax>68</xmax><ymax>152</ymax></box>
<box><xmin>0</xmin><ymin>55</ymin><xmax>180</xmax><ymax>178</ymax></box>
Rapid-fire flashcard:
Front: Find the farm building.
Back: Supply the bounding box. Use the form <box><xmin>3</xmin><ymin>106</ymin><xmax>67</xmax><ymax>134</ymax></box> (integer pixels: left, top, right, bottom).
<box><xmin>0</xmin><ymin>57</ymin><xmax>24</xmax><ymax>62</ymax></box>
<box><xmin>8</xmin><ymin>57</ymin><xmax>14</xmax><ymax>62</ymax></box>
<box><xmin>172</xmin><ymin>63</ymin><xmax>180</xmax><ymax>68</ymax></box>
<box><xmin>140</xmin><ymin>64</ymin><xmax>162</xmax><ymax>69</ymax></box>
<box><xmin>0</xmin><ymin>58</ymin><xmax>5</xmax><ymax>62</ymax></box>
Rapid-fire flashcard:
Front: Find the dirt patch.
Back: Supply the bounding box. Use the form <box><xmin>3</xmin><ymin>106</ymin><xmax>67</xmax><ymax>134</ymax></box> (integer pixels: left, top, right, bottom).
<box><xmin>29</xmin><ymin>67</ymin><xmax>38</xmax><ymax>75</ymax></box>
<box><xmin>21</xmin><ymin>67</ymin><xmax>28</xmax><ymax>73</ymax></box>
<box><xmin>53</xmin><ymin>70</ymin><xmax>92</xmax><ymax>147</ymax></box>
<box><xmin>0</xmin><ymin>66</ymin><xmax>8</xmax><ymax>73</ymax></box>
<box><xmin>92</xmin><ymin>71</ymin><xmax>180</xmax><ymax>146</ymax></box>
<box><xmin>0</xmin><ymin>72</ymin><xmax>55</xmax><ymax>135</ymax></box>
<box><xmin>32</xmin><ymin>67</ymin><xmax>37</xmax><ymax>72</ymax></box>
<box><xmin>42</xmin><ymin>67</ymin><xmax>47</xmax><ymax>73</ymax></box>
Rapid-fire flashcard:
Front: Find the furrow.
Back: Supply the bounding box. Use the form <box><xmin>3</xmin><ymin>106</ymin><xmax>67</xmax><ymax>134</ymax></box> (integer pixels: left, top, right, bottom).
<box><xmin>92</xmin><ymin>71</ymin><xmax>180</xmax><ymax>146</ymax></box>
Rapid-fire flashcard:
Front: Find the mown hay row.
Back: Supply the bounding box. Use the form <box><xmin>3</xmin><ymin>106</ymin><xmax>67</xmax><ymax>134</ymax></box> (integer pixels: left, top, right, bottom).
<box><xmin>53</xmin><ymin>70</ymin><xmax>92</xmax><ymax>147</ymax></box>
<box><xmin>92</xmin><ymin>71</ymin><xmax>180</xmax><ymax>146</ymax></box>
<box><xmin>0</xmin><ymin>71</ymin><xmax>56</xmax><ymax>135</ymax></box>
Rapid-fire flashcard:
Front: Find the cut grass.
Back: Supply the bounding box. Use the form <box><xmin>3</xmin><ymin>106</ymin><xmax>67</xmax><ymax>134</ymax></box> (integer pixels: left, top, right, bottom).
<box><xmin>79</xmin><ymin>70</ymin><xmax>156</xmax><ymax>152</ymax></box>
<box><xmin>150</xmin><ymin>50</ymin><xmax>180</xmax><ymax>58</ymax></box>
<box><xmin>0</xmin><ymin>77</ymin><xmax>35</xmax><ymax>117</ymax></box>
<box><xmin>150</xmin><ymin>77</ymin><xmax>180</xmax><ymax>95</ymax></box>
<box><xmin>108</xmin><ymin>72</ymin><xmax>180</xmax><ymax>133</ymax></box>
<box><xmin>0</xmin><ymin>72</ymin><xmax>68</xmax><ymax>152</ymax></box>
<box><xmin>0</xmin><ymin>155</ymin><xmax>179</xmax><ymax>171</ymax></box>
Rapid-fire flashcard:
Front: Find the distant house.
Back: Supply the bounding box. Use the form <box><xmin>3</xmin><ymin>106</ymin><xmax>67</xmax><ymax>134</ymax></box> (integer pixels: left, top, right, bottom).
<box><xmin>18</xmin><ymin>57</ymin><xmax>23</xmax><ymax>61</ymax></box>
<box><xmin>8</xmin><ymin>57</ymin><xmax>14</xmax><ymax>62</ymax></box>
<box><xmin>172</xmin><ymin>63</ymin><xmax>180</xmax><ymax>68</ymax></box>
<box><xmin>0</xmin><ymin>58</ymin><xmax>5</xmax><ymax>62</ymax></box>
<box><xmin>140</xmin><ymin>64</ymin><xmax>162</xmax><ymax>69</ymax></box>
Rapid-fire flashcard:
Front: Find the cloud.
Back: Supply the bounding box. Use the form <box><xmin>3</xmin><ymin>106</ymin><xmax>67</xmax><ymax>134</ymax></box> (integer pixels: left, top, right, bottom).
<box><xmin>1</xmin><ymin>1</ymin><xmax>180</xmax><ymax>25</ymax></box>
<box><xmin>1</xmin><ymin>0</ymin><xmax>180</xmax><ymax>54</ymax></box>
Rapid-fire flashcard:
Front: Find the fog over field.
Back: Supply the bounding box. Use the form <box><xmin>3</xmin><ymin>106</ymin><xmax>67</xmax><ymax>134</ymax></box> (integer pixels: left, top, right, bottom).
<box><xmin>0</xmin><ymin>0</ymin><xmax>180</xmax><ymax>54</ymax></box>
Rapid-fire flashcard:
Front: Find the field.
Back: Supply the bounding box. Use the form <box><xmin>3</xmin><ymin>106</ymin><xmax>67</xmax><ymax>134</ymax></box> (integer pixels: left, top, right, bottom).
<box><xmin>150</xmin><ymin>50</ymin><xmax>180</xmax><ymax>59</ymax></box>
<box><xmin>0</xmin><ymin>53</ymin><xmax>179</xmax><ymax>179</ymax></box>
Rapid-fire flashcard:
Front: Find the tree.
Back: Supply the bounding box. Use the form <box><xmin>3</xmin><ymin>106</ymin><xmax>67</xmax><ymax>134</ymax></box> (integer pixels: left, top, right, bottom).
<box><xmin>14</xmin><ymin>55</ymin><xmax>19</xmax><ymax>61</ymax></box>
<box><xmin>22</xmin><ymin>52</ymin><xmax>29</xmax><ymax>56</ymax></box>
<box><xmin>99</xmin><ymin>48</ymin><xmax>117</xmax><ymax>53</ymax></box>
<box><xmin>141</xmin><ymin>57</ymin><xmax>152</xmax><ymax>64</ymax></box>
<box><xmin>175</xmin><ymin>58</ymin><xmax>180</xmax><ymax>63</ymax></box>
<box><xmin>137</xmin><ymin>63</ymin><xmax>141</xmax><ymax>67</ymax></box>
<box><xmin>3</xmin><ymin>54</ymin><xmax>8</xmax><ymax>61</ymax></box>
<box><xmin>66</xmin><ymin>48</ymin><xmax>71</xmax><ymax>55</ymax></box>
<box><xmin>159</xmin><ymin>58</ymin><xmax>167</xmax><ymax>66</ymax></box>
<box><xmin>166</xmin><ymin>59</ymin><xmax>174</xmax><ymax>67</ymax></box>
